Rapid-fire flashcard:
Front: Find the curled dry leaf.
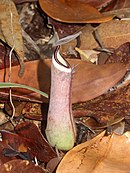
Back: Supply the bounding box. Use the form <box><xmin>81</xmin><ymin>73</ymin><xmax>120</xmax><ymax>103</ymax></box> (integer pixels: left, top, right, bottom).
<box><xmin>0</xmin><ymin>0</ymin><xmax>24</xmax><ymax>76</ymax></box>
<box><xmin>56</xmin><ymin>131</ymin><xmax>130</xmax><ymax>173</ymax></box>
<box><xmin>39</xmin><ymin>0</ymin><xmax>114</xmax><ymax>23</ymax></box>
<box><xmin>0</xmin><ymin>58</ymin><xmax>127</xmax><ymax>103</ymax></box>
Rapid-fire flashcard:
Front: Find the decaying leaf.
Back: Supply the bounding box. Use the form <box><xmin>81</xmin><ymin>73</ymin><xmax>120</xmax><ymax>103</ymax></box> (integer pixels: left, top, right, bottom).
<box><xmin>80</xmin><ymin>20</ymin><xmax>130</xmax><ymax>50</ymax></box>
<box><xmin>0</xmin><ymin>58</ymin><xmax>127</xmax><ymax>103</ymax></box>
<box><xmin>62</xmin><ymin>20</ymin><xmax>130</xmax><ymax>55</ymax></box>
<box><xmin>48</xmin><ymin>18</ymin><xmax>85</xmax><ymax>39</ymax></box>
<box><xmin>39</xmin><ymin>0</ymin><xmax>114</xmax><ymax>23</ymax></box>
<box><xmin>105</xmin><ymin>42</ymin><xmax>130</xmax><ymax>65</ymax></box>
<box><xmin>0</xmin><ymin>141</ymin><xmax>17</xmax><ymax>166</ymax></box>
<box><xmin>1</xmin><ymin>122</ymin><xmax>56</xmax><ymax>162</ymax></box>
<box><xmin>109</xmin><ymin>0</ymin><xmax>130</xmax><ymax>10</ymax></box>
<box><xmin>56</xmin><ymin>131</ymin><xmax>130</xmax><ymax>173</ymax></box>
<box><xmin>0</xmin><ymin>0</ymin><xmax>24</xmax><ymax>76</ymax></box>
<box><xmin>85</xmin><ymin>0</ymin><xmax>115</xmax><ymax>10</ymax></box>
<box><xmin>73</xmin><ymin>83</ymin><xmax>130</xmax><ymax>125</ymax></box>
<box><xmin>0</xmin><ymin>159</ymin><xmax>45</xmax><ymax>173</ymax></box>
<box><xmin>0</xmin><ymin>45</ymin><xmax>19</xmax><ymax>69</ymax></box>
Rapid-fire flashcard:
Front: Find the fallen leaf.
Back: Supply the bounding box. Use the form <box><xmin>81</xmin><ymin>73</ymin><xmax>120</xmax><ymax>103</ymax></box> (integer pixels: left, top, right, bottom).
<box><xmin>4</xmin><ymin>101</ymin><xmax>26</xmax><ymax>117</ymax></box>
<box><xmin>80</xmin><ymin>20</ymin><xmax>130</xmax><ymax>50</ymax></box>
<box><xmin>39</xmin><ymin>0</ymin><xmax>114</xmax><ymax>23</ymax></box>
<box><xmin>56</xmin><ymin>131</ymin><xmax>130</xmax><ymax>173</ymax></box>
<box><xmin>46</xmin><ymin>157</ymin><xmax>61</xmax><ymax>173</ymax></box>
<box><xmin>22</xmin><ymin>102</ymin><xmax>43</xmax><ymax>120</ymax></box>
<box><xmin>110</xmin><ymin>0</ymin><xmax>130</xmax><ymax>10</ymax></box>
<box><xmin>0</xmin><ymin>159</ymin><xmax>45</xmax><ymax>173</ymax></box>
<box><xmin>48</xmin><ymin>18</ymin><xmax>85</xmax><ymax>39</ymax></box>
<box><xmin>85</xmin><ymin>0</ymin><xmax>115</xmax><ymax>10</ymax></box>
<box><xmin>0</xmin><ymin>57</ymin><xmax>127</xmax><ymax>103</ymax></box>
<box><xmin>0</xmin><ymin>141</ymin><xmax>17</xmax><ymax>166</ymax></box>
<box><xmin>62</xmin><ymin>20</ymin><xmax>130</xmax><ymax>55</ymax></box>
<box><xmin>0</xmin><ymin>0</ymin><xmax>24</xmax><ymax>76</ymax></box>
<box><xmin>75</xmin><ymin>47</ymin><xmax>99</xmax><ymax>63</ymax></box>
<box><xmin>1</xmin><ymin>122</ymin><xmax>56</xmax><ymax>162</ymax></box>
<box><xmin>105</xmin><ymin>42</ymin><xmax>130</xmax><ymax>65</ymax></box>
<box><xmin>0</xmin><ymin>45</ymin><xmax>19</xmax><ymax>69</ymax></box>
<box><xmin>73</xmin><ymin>83</ymin><xmax>130</xmax><ymax>124</ymax></box>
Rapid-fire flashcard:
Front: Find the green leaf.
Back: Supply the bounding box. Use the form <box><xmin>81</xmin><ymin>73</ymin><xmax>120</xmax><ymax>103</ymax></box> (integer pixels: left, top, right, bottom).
<box><xmin>0</xmin><ymin>82</ymin><xmax>48</xmax><ymax>98</ymax></box>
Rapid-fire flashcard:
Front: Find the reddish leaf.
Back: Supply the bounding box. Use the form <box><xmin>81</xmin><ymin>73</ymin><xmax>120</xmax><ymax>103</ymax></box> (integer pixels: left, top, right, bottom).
<box><xmin>22</xmin><ymin>102</ymin><xmax>43</xmax><ymax>120</ymax></box>
<box><xmin>71</xmin><ymin>61</ymin><xmax>127</xmax><ymax>103</ymax></box>
<box><xmin>0</xmin><ymin>141</ymin><xmax>17</xmax><ymax>166</ymax></box>
<box><xmin>110</xmin><ymin>0</ymin><xmax>130</xmax><ymax>10</ymax></box>
<box><xmin>85</xmin><ymin>0</ymin><xmax>115</xmax><ymax>9</ymax></box>
<box><xmin>105</xmin><ymin>42</ymin><xmax>130</xmax><ymax>65</ymax></box>
<box><xmin>0</xmin><ymin>45</ymin><xmax>19</xmax><ymax>69</ymax></box>
<box><xmin>73</xmin><ymin>83</ymin><xmax>130</xmax><ymax>125</ymax></box>
<box><xmin>98</xmin><ymin>42</ymin><xmax>130</xmax><ymax>65</ymax></box>
<box><xmin>15</xmin><ymin>122</ymin><xmax>49</xmax><ymax>149</ymax></box>
<box><xmin>48</xmin><ymin>18</ymin><xmax>85</xmax><ymax>39</ymax></box>
<box><xmin>1</xmin><ymin>123</ymin><xmax>56</xmax><ymax>162</ymax></box>
<box><xmin>0</xmin><ymin>159</ymin><xmax>45</xmax><ymax>173</ymax></box>
<box><xmin>4</xmin><ymin>101</ymin><xmax>26</xmax><ymax>117</ymax></box>
<box><xmin>39</xmin><ymin>0</ymin><xmax>114</xmax><ymax>23</ymax></box>
<box><xmin>0</xmin><ymin>59</ymin><xmax>127</xmax><ymax>103</ymax></box>
<box><xmin>46</xmin><ymin>157</ymin><xmax>61</xmax><ymax>173</ymax></box>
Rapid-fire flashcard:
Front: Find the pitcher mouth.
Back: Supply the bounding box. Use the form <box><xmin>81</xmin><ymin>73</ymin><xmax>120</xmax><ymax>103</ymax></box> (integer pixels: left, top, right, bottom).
<box><xmin>53</xmin><ymin>46</ymin><xmax>71</xmax><ymax>73</ymax></box>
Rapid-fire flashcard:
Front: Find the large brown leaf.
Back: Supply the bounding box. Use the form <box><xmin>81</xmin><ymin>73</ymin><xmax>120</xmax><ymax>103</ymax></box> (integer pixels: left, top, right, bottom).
<box><xmin>0</xmin><ymin>59</ymin><xmax>126</xmax><ymax>103</ymax></box>
<box><xmin>39</xmin><ymin>0</ymin><xmax>114</xmax><ymax>23</ymax></box>
<box><xmin>56</xmin><ymin>131</ymin><xmax>130</xmax><ymax>173</ymax></box>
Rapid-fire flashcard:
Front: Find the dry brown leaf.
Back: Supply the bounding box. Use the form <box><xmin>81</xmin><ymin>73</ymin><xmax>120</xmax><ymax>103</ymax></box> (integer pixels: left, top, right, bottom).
<box><xmin>105</xmin><ymin>42</ymin><xmax>130</xmax><ymax>65</ymax></box>
<box><xmin>0</xmin><ymin>159</ymin><xmax>45</xmax><ymax>173</ymax></box>
<box><xmin>73</xmin><ymin>83</ymin><xmax>130</xmax><ymax>125</ymax></box>
<box><xmin>81</xmin><ymin>20</ymin><xmax>130</xmax><ymax>50</ymax></box>
<box><xmin>0</xmin><ymin>59</ymin><xmax>126</xmax><ymax>103</ymax></box>
<box><xmin>56</xmin><ymin>131</ymin><xmax>130</xmax><ymax>173</ymax></box>
<box><xmin>85</xmin><ymin>0</ymin><xmax>115</xmax><ymax>10</ymax></box>
<box><xmin>39</xmin><ymin>0</ymin><xmax>114</xmax><ymax>23</ymax></box>
<box><xmin>62</xmin><ymin>20</ymin><xmax>130</xmax><ymax>54</ymax></box>
<box><xmin>0</xmin><ymin>0</ymin><xmax>24</xmax><ymax>76</ymax></box>
<box><xmin>110</xmin><ymin>0</ymin><xmax>130</xmax><ymax>10</ymax></box>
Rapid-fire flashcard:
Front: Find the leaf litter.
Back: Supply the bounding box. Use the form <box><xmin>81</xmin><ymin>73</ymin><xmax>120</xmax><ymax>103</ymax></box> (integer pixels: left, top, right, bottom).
<box><xmin>0</xmin><ymin>1</ymin><xmax>129</xmax><ymax>173</ymax></box>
